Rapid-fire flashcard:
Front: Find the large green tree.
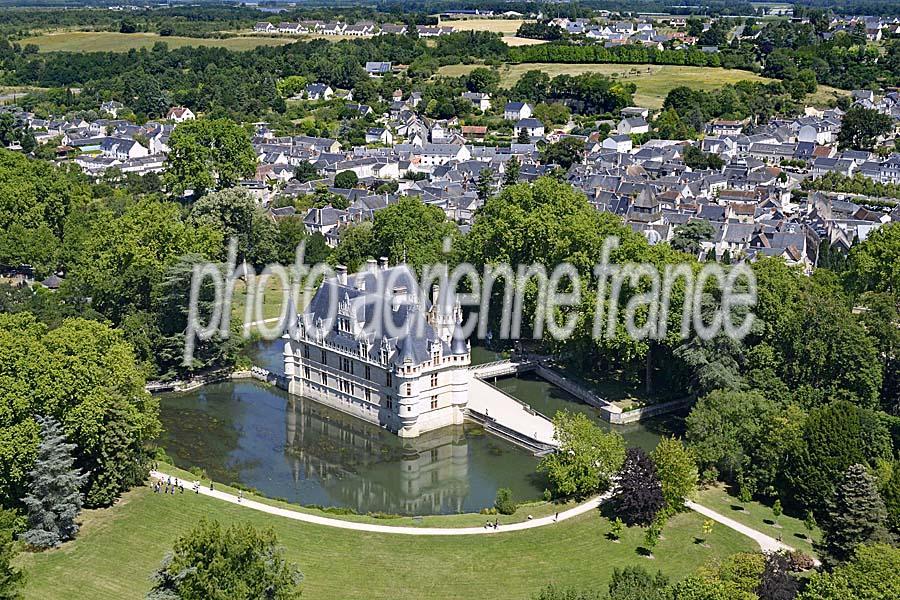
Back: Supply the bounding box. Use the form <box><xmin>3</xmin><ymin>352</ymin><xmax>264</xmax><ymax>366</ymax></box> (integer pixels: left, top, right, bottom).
<box><xmin>538</xmin><ymin>411</ymin><xmax>625</xmax><ymax>499</ymax></box>
<box><xmin>797</xmin><ymin>544</ymin><xmax>900</xmax><ymax>600</ymax></box>
<box><xmin>837</xmin><ymin>106</ymin><xmax>894</xmax><ymax>151</ymax></box>
<box><xmin>190</xmin><ymin>187</ymin><xmax>277</xmax><ymax>266</ymax></box>
<box><xmin>164</xmin><ymin>118</ymin><xmax>256</xmax><ymax>197</ymax></box>
<box><xmin>0</xmin><ymin>314</ymin><xmax>160</xmax><ymax>508</ymax></box>
<box><xmin>147</xmin><ymin>518</ymin><xmax>302</xmax><ymax>600</ymax></box>
<box><xmin>818</xmin><ymin>464</ymin><xmax>892</xmax><ymax>567</ymax></box>
<box><xmin>651</xmin><ymin>436</ymin><xmax>698</xmax><ymax>514</ymax></box>
<box><xmin>369</xmin><ymin>196</ymin><xmax>458</xmax><ymax>272</ymax></box>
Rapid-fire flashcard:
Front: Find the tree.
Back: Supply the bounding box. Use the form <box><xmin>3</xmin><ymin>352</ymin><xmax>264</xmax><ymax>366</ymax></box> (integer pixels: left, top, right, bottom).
<box><xmin>333</xmin><ymin>170</ymin><xmax>359</xmax><ymax>189</ymax></box>
<box><xmin>0</xmin><ymin>314</ymin><xmax>160</xmax><ymax>509</ymax></box>
<box><xmin>0</xmin><ymin>527</ymin><xmax>24</xmax><ymax>599</ymax></box>
<box><xmin>682</xmin><ymin>145</ymin><xmax>725</xmax><ymax>171</ymax></box>
<box><xmin>538</xmin><ymin>411</ymin><xmax>625</xmax><ymax>499</ymax></box>
<box><xmin>476</xmin><ymin>169</ymin><xmax>494</xmax><ymax>202</ymax></box>
<box><xmin>883</xmin><ymin>461</ymin><xmax>900</xmax><ymax>534</ymax></box>
<box><xmin>653</xmin><ymin>108</ymin><xmax>696</xmax><ymax>140</ymax></box>
<box><xmin>784</xmin><ymin>401</ymin><xmax>892</xmax><ymax>513</ymax></box>
<box><xmin>818</xmin><ymin>464</ymin><xmax>891</xmax><ymax>567</ymax></box>
<box><xmin>609</xmin><ymin>517</ymin><xmax>624</xmax><ymax>541</ymax></box>
<box><xmin>163</xmin><ymin>118</ymin><xmax>256</xmax><ymax>197</ymax></box>
<box><xmin>503</xmin><ymin>157</ymin><xmax>520</xmax><ymax>187</ymax></box>
<box><xmin>837</xmin><ymin>106</ymin><xmax>893</xmax><ymax>151</ymax></box>
<box><xmin>539</xmin><ymin>137</ymin><xmax>583</xmax><ymax>169</ymax></box>
<box><xmin>670</xmin><ymin>220</ymin><xmax>715</xmax><ymax>257</ymax></box>
<box><xmin>20</xmin><ymin>416</ymin><xmax>86</xmax><ymax>549</ymax></box>
<box><xmin>369</xmin><ymin>197</ymin><xmax>458</xmax><ymax>272</ymax></box>
<box><xmin>517</xmin><ymin>128</ymin><xmax>532</xmax><ymax>144</ymax></box>
<box><xmin>293</xmin><ymin>161</ymin><xmax>319</xmax><ymax>183</ymax></box>
<box><xmin>607</xmin><ymin>566</ymin><xmax>667</xmax><ymax>600</ymax></box>
<box><xmin>466</xmin><ymin>67</ymin><xmax>500</xmax><ymax>94</ymax></box>
<box><xmin>147</xmin><ymin>518</ymin><xmax>302</xmax><ymax>600</ymax></box>
<box><xmin>651</xmin><ymin>437</ymin><xmax>698</xmax><ymax>515</ymax></box>
<box><xmin>756</xmin><ymin>552</ymin><xmax>800</xmax><ymax>600</ymax></box>
<box><xmin>612</xmin><ymin>447</ymin><xmax>665</xmax><ymax>527</ymax></box>
<box><xmin>190</xmin><ymin>187</ymin><xmax>278</xmax><ymax>266</ymax></box>
<box><xmin>331</xmin><ymin>221</ymin><xmax>374</xmax><ymax>273</ymax></box>
<box><xmin>797</xmin><ymin>544</ymin><xmax>900</xmax><ymax>600</ymax></box>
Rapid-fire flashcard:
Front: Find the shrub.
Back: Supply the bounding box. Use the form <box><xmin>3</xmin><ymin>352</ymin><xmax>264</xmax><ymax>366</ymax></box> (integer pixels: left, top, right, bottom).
<box><xmin>495</xmin><ymin>487</ymin><xmax>517</xmax><ymax>515</ymax></box>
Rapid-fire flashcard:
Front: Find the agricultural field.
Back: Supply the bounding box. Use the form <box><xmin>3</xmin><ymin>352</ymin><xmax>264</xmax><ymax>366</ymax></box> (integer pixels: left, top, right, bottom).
<box><xmin>15</xmin><ymin>483</ymin><xmax>755</xmax><ymax>600</ymax></box>
<box><xmin>442</xmin><ymin>18</ymin><xmax>528</xmax><ymax>35</ymax></box>
<box><xmin>18</xmin><ymin>31</ymin><xmax>294</xmax><ymax>53</ymax></box>
<box><xmin>440</xmin><ymin>62</ymin><xmax>777</xmax><ymax>109</ymax></box>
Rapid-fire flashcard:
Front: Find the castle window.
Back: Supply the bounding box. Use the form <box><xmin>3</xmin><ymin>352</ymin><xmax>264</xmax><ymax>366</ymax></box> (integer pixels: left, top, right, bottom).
<box><xmin>405</xmin><ymin>383</ymin><xmax>411</xmax><ymax>395</ymax></box>
<box><xmin>321</xmin><ymin>350</ymin><xmax>327</xmax><ymax>364</ymax></box>
<box><xmin>303</xmin><ymin>366</ymin><xmax>310</xmax><ymax>379</ymax></box>
<box><xmin>365</xmin><ymin>389</ymin><xmax>371</xmax><ymax>402</ymax></box>
<box><xmin>387</xmin><ymin>372</ymin><xmax>392</xmax><ymax>387</ymax></box>
<box><xmin>303</xmin><ymin>344</ymin><xmax>310</xmax><ymax>359</ymax></box>
<box><xmin>386</xmin><ymin>397</ymin><xmax>393</xmax><ymax>410</ymax></box>
<box><xmin>322</xmin><ymin>372</ymin><xmax>328</xmax><ymax>386</ymax></box>
<box><xmin>431</xmin><ymin>373</ymin><xmax>438</xmax><ymax>387</ymax></box>
<box><xmin>430</xmin><ymin>396</ymin><xmax>438</xmax><ymax>410</ymax></box>
<box><xmin>365</xmin><ymin>365</ymin><xmax>371</xmax><ymax>380</ymax></box>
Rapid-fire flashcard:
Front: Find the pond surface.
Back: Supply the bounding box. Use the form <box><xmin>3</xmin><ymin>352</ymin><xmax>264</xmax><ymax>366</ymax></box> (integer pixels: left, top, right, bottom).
<box><xmin>157</xmin><ymin>342</ymin><xmax>683</xmax><ymax>514</ymax></box>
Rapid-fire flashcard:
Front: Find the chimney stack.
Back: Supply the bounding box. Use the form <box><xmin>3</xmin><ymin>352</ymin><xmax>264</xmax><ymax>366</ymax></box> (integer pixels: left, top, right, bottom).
<box><xmin>336</xmin><ymin>265</ymin><xmax>348</xmax><ymax>285</ymax></box>
<box><xmin>379</xmin><ymin>256</ymin><xmax>389</xmax><ymax>270</ymax></box>
<box><xmin>366</xmin><ymin>258</ymin><xmax>378</xmax><ymax>272</ymax></box>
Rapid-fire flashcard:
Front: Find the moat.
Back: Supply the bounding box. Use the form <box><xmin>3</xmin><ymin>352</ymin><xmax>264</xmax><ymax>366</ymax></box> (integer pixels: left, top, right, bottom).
<box><xmin>157</xmin><ymin>342</ymin><xmax>683</xmax><ymax>515</ymax></box>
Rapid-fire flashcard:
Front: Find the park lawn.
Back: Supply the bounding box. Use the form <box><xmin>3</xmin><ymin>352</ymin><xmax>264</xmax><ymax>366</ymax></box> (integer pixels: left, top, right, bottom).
<box><xmin>16</xmin><ymin>485</ymin><xmax>755</xmax><ymax>600</ymax></box>
<box><xmin>439</xmin><ymin>63</ymin><xmax>774</xmax><ymax>109</ymax></box>
<box><xmin>694</xmin><ymin>484</ymin><xmax>821</xmax><ymax>557</ymax></box>
<box><xmin>230</xmin><ymin>275</ymin><xmax>301</xmax><ymax>329</ymax></box>
<box><xmin>19</xmin><ymin>31</ymin><xmax>293</xmax><ymax>53</ymax></box>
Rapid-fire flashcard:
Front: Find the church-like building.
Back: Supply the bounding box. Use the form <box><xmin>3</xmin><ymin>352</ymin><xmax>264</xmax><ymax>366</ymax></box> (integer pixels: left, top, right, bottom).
<box><xmin>283</xmin><ymin>259</ymin><xmax>471</xmax><ymax>438</ymax></box>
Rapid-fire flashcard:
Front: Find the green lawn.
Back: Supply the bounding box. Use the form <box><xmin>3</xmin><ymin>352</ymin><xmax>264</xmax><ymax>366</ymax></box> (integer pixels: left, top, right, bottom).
<box><xmin>19</xmin><ymin>31</ymin><xmax>293</xmax><ymax>53</ymax></box>
<box><xmin>16</xmin><ymin>484</ymin><xmax>755</xmax><ymax>599</ymax></box>
<box><xmin>694</xmin><ymin>484</ymin><xmax>821</xmax><ymax>557</ymax></box>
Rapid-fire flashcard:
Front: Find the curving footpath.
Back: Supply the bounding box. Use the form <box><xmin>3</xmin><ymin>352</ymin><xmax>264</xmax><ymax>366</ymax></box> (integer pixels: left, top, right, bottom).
<box><xmin>150</xmin><ymin>470</ymin><xmax>800</xmax><ymax>552</ymax></box>
<box><xmin>151</xmin><ymin>471</ymin><xmax>607</xmax><ymax>536</ymax></box>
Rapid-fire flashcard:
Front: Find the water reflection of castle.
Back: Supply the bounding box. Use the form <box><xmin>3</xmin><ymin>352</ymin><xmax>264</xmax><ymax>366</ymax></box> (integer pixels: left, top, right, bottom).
<box><xmin>284</xmin><ymin>395</ymin><xmax>471</xmax><ymax>515</ymax></box>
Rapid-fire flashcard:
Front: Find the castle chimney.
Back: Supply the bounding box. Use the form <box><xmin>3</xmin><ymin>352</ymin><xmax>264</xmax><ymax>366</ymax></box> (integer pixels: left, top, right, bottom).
<box><xmin>336</xmin><ymin>265</ymin><xmax>348</xmax><ymax>285</ymax></box>
<box><xmin>366</xmin><ymin>258</ymin><xmax>378</xmax><ymax>272</ymax></box>
<box><xmin>379</xmin><ymin>256</ymin><xmax>389</xmax><ymax>270</ymax></box>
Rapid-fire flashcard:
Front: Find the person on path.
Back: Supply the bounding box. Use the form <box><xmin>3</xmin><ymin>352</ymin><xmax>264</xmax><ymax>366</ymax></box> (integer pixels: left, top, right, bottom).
<box><xmin>238</xmin><ymin>490</ymin><xmax>243</xmax><ymax>503</ymax></box>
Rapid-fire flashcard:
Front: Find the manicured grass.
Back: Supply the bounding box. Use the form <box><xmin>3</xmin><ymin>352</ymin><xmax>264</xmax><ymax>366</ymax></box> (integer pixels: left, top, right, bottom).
<box><xmin>439</xmin><ymin>62</ymin><xmax>775</xmax><ymax>109</ymax></box>
<box><xmin>694</xmin><ymin>484</ymin><xmax>821</xmax><ymax>557</ymax></box>
<box><xmin>16</xmin><ymin>484</ymin><xmax>755</xmax><ymax>599</ymax></box>
<box><xmin>19</xmin><ymin>31</ymin><xmax>293</xmax><ymax>53</ymax></box>
<box><xmin>231</xmin><ymin>276</ymin><xmax>294</xmax><ymax>327</ymax></box>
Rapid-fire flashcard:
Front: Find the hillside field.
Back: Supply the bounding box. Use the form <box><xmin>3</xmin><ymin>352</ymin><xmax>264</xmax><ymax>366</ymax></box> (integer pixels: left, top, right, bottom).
<box><xmin>19</xmin><ymin>31</ymin><xmax>293</xmax><ymax>53</ymax></box>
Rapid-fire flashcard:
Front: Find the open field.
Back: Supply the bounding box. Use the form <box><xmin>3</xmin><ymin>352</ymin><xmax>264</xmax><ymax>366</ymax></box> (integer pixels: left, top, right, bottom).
<box><xmin>695</xmin><ymin>484</ymin><xmax>821</xmax><ymax>557</ymax></box>
<box><xmin>15</xmin><ymin>482</ymin><xmax>755</xmax><ymax>600</ymax></box>
<box><xmin>19</xmin><ymin>31</ymin><xmax>294</xmax><ymax>53</ymax></box>
<box><xmin>440</xmin><ymin>62</ymin><xmax>776</xmax><ymax>109</ymax></box>
<box><xmin>443</xmin><ymin>18</ymin><xmax>528</xmax><ymax>35</ymax></box>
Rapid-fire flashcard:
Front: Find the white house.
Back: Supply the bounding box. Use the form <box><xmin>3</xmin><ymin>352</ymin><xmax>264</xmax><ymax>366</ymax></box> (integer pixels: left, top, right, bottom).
<box><xmin>617</xmin><ymin>117</ymin><xmax>649</xmax><ymax>135</ymax></box>
<box><xmin>504</xmin><ymin>102</ymin><xmax>533</xmax><ymax>121</ymax></box>
<box><xmin>365</xmin><ymin>127</ymin><xmax>394</xmax><ymax>146</ymax></box>
<box><xmin>514</xmin><ymin>118</ymin><xmax>545</xmax><ymax>140</ymax></box>
<box><xmin>166</xmin><ymin>107</ymin><xmax>195</xmax><ymax>123</ymax></box>
<box><xmin>461</xmin><ymin>92</ymin><xmax>491</xmax><ymax>112</ymax></box>
<box><xmin>255</xmin><ymin>22</ymin><xmax>276</xmax><ymax>33</ymax></box>
<box><xmin>305</xmin><ymin>83</ymin><xmax>334</xmax><ymax>101</ymax></box>
<box><xmin>100</xmin><ymin>137</ymin><xmax>149</xmax><ymax>160</ymax></box>
<box><xmin>602</xmin><ymin>134</ymin><xmax>633</xmax><ymax>153</ymax></box>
